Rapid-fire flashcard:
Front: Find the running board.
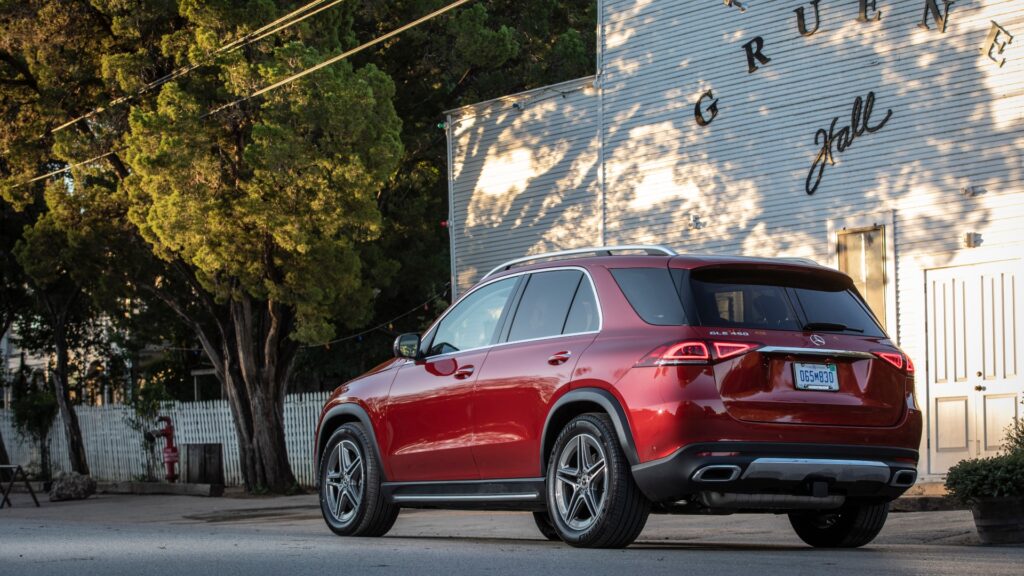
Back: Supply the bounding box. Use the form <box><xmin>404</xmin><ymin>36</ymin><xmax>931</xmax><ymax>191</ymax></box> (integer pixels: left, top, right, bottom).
<box><xmin>382</xmin><ymin>478</ymin><xmax>545</xmax><ymax>510</ymax></box>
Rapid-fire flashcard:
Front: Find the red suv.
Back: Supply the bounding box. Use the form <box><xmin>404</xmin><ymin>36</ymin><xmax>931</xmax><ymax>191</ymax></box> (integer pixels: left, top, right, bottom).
<box><xmin>314</xmin><ymin>246</ymin><xmax>922</xmax><ymax>548</ymax></box>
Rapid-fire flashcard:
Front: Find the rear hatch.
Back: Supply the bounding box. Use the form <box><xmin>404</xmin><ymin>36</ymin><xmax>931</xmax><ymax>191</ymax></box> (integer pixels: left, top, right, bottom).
<box><xmin>677</xmin><ymin>262</ymin><xmax>907</xmax><ymax>428</ymax></box>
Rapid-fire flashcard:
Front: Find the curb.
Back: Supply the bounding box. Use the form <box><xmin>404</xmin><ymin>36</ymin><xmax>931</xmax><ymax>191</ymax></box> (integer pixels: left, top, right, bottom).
<box><xmin>98</xmin><ymin>481</ymin><xmax>225</xmax><ymax>497</ymax></box>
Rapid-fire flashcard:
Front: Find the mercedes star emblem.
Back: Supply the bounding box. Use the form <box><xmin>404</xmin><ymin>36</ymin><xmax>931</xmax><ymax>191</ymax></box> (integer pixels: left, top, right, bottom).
<box><xmin>810</xmin><ymin>334</ymin><xmax>826</xmax><ymax>346</ymax></box>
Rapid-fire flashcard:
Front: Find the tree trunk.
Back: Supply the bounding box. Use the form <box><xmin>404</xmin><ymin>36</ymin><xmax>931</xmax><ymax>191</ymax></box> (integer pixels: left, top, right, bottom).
<box><xmin>231</xmin><ymin>296</ymin><xmax>298</xmax><ymax>493</ymax></box>
<box><xmin>0</xmin><ymin>428</ymin><xmax>10</xmax><ymax>467</ymax></box>
<box><xmin>39</xmin><ymin>430</ymin><xmax>51</xmax><ymax>481</ymax></box>
<box><xmin>52</xmin><ymin>321</ymin><xmax>89</xmax><ymax>475</ymax></box>
<box><xmin>144</xmin><ymin>274</ymin><xmax>298</xmax><ymax>493</ymax></box>
<box><xmin>1</xmin><ymin>319</ymin><xmax>11</xmax><ymax>466</ymax></box>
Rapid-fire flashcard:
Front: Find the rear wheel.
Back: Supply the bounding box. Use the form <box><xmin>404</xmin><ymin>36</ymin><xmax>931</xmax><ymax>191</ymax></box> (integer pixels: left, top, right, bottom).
<box><xmin>319</xmin><ymin>423</ymin><xmax>399</xmax><ymax>537</ymax></box>
<box><xmin>788</xmin><ymin>501</ymin><xmax>890</xmax><ymax>548</ymax></box>
<box><xmin>545</xmin><ymin>413</ymin><xmax>650</xmax><ymax>548</ymax></box>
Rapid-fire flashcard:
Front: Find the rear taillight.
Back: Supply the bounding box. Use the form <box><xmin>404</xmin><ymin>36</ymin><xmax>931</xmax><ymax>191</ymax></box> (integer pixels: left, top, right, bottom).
<box><xmin>714</xmin><ymin>341</ymin><xmax>759</xmax><ymax>360</ymax></box>
<box><xmin>875</xmin><ymin>351</ymin><xmax>914</xmax><ymax>374</ymax></box>
<box><xmin>639</xmin><ymin>340</ymin><xmax>760</xmax><ymax>366</ymax></box>
<box><xmin>662</xmin><ymin>341</ymin><xmax>710</xmax><ymax>363</ymax></box>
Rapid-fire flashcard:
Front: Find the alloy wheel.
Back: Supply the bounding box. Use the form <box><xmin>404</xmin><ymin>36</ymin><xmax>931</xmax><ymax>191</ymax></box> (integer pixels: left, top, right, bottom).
<box><xmin>553</xmin><ymin>433</ymin><xmax>608</xmax><ymax>531</ymax></box>
<box><xmin>324</xmin><ymin>439</ymin><xmax>364</xmax><ymax>525</ymax></box>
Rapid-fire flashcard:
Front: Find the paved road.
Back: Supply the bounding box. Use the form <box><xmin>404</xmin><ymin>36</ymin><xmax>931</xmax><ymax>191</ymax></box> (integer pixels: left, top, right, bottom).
<box><xmin>1</xmin><ymin>492</ymin><xmax>1021</xmax><ymax>576</ymax></box>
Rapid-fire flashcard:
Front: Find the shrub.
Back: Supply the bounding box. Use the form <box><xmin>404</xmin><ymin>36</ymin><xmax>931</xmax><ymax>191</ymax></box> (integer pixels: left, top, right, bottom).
<box><xmin>1004</xmin><ymin>405</ymin><xmax>1024</xmax><ymax>455</ymax></box>
<box><xmin>945</xmin><ymin>451</ymin><xmax>1024</xmax><ymax>503</ymax></box>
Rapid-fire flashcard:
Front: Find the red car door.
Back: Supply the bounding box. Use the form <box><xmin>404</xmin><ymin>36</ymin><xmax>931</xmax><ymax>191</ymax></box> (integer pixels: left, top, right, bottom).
<box><xmin>472</xmin><ymin>269</ymin><xmax>601</xmax><ymax>479</ymax></box>
<box><xmin>384</xmin><ymin>276</ymin><xmax>519</xmax><ymax>482</ymax></box>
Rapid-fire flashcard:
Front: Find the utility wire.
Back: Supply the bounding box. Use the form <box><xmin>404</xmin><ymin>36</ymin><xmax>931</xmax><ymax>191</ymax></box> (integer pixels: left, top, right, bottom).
<box><xmin>19</xmin><ymin>151</ymin><xmax>118</xmax><ymax>186</ymax></box>
<box><xmin>206</xmin><ymin>0</ymin><xmax>475</xmax><ymax>117</ymax></box>
<box><xmin>14</xmin><ymin>0</ymin><xmax>476</xmax><ymax>188</ymax></box>
<box><xmin>149</xmin><ymin>284</ymin><xmax>451</xmax><ymax>354</ymax></box>
<box><xmin>47</xmin><ymin>0</ymin><xmax>345</xmax><ymax>136</ymax></box>
<box><xmin>302</xmin><ymin>283</ymin><xmax>451</xmax><ymax>349</ymax></box>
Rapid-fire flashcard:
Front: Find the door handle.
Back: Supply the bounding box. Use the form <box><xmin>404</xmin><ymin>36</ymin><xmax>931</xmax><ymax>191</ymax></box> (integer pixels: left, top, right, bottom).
<box><xmin>548</xmin><ymin>351</ymin><xmax>572</xmax><ymax>365</ymax></box>
<box><xmin>454</xmin><ymin>365</ymin><xmax>475</xmax><ymax>380</ymax></box>
<box><xmin>974</xmin><ymin>385</ymin><xmax>987</xmax><ymax>392</ymax></box>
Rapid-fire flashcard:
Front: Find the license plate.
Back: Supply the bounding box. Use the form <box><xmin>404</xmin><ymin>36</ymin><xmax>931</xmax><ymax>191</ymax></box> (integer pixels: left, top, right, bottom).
<box><xmin>793</xmin><ymin>362</ymin><xmax>839</xmax><ymax>392</ymax></box>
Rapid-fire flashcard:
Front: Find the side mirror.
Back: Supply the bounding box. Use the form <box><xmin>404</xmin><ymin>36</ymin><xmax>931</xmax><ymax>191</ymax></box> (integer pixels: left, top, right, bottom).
<box><xmin>393</xmin><ymin>333</ymin><xmax>421</xmax><ymax>359</ymax></box>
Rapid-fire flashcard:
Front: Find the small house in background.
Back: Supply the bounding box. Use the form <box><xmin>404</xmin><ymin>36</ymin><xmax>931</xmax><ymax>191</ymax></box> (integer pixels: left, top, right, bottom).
<box><xmin>445</xmin><ymin>0</ymin><xmax>1023</xmax><ymax>480</ymax></box>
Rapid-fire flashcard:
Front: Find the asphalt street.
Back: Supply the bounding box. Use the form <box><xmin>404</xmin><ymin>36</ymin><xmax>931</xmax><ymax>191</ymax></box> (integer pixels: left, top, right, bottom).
<box><xmin>1</xmin><ymin>492</ymin><xmax>1021</xmax><ymax>576</ymax></box>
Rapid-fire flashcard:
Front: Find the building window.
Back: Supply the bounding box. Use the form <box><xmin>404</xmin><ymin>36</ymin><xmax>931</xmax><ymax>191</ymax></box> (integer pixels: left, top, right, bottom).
<box><xmin>837</xmin><ymin>226</ymin><xmax>887</xmax><ymax>330</ymax></box>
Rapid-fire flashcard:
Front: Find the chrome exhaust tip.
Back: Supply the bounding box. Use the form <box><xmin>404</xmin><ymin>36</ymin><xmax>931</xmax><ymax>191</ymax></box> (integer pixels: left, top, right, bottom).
<box><xmin>890</xmin><ymin>469</ymin><xmax>917</xmax><ymax>487</ymax></box>
<box><xmin>692</xmin><ymin>464</ymin><xmax>742</xmax><ymax>483</ymax></box>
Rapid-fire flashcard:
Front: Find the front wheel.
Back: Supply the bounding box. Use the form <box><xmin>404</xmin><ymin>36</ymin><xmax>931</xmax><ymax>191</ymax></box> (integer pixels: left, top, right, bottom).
<box><xmin>545</xmin><ymin>413</ymin><xmax>650</xmax><ymax>548</ymax></box>
<box><xmin>319</xmin><ymin>423</ymin><xmax>399</xmax><ymax>536</ymax></box>
<box><xmin>788</xmin><ymin>501</ymin><xmax>890</xmax><ymax>548</ymax></box>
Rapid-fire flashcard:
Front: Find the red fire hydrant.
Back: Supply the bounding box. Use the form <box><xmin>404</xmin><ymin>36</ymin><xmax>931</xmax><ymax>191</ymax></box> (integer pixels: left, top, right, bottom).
<box><xmin>145</xmin><ymin>416</ymin><xmax>179</xmax><ymax>483</ymax></box>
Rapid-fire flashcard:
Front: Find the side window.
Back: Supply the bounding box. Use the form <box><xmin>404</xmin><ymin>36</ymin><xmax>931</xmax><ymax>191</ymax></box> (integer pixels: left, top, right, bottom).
<box><xmin>610</xmin><ymin>268</ymin><xmax>687</xmax><ymax>326</ymax></box>
<box><xmin>428</xmin><ymin>278</ymin><xmax>517</xmax><ymax>356</ymax></box>
<box><xmin>508</xmin><ymin>270</ymin><xmax>583</xmax><ymax>342</ymax></box>
<box><xmin>563</xmin><ymin>277</ymin><xmax>600</xmax><ymax>334</ymax></box>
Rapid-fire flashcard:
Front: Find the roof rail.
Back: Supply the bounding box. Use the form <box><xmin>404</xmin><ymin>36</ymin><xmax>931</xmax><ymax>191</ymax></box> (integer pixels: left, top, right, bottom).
<box><xmin>778</xmin><ymin>257</ymin><xmax>820</xmax><ymax>266</ymax></box>
<box><xmin>482</xmin><ymin>245</ymin><xmax>677</xmax><ymax>280</ymax></box>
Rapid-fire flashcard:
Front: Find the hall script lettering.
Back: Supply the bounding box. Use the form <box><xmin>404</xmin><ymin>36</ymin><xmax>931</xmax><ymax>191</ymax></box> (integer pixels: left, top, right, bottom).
<box><xmin>684</xmin><ymin>1</ymin><xmax>1016</xmax><ymax>194</ymax></box>
<box><xmin>806</xmin><ymin>92</ymin><xmax>892</xmax><ymax>195</ymax></box>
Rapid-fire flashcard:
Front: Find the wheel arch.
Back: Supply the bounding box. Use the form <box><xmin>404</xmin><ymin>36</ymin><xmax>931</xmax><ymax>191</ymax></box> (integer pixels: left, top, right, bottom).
<box><xmin>540</xmin><ymin>388</ymin><xmax>640</xmax><ymax>474</ymax></box>
<box><xmin>315</xmin><ymin>403</ymin><xmax>387</xmax><ymax>487</ymax></box>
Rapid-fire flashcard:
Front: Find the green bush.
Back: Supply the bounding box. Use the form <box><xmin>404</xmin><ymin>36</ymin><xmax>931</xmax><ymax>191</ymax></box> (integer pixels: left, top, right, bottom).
<box><xmin>945</xmin><ymin>452</ymin><xmax>1024</xmax><ymax>503</ymax></box>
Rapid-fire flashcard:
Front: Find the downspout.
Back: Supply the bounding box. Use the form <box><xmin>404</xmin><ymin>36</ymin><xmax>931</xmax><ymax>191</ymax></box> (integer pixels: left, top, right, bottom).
<box><xmin>445</xmin><ymin>113</ymin><xmax>458</xmax><ymax>301</ymax></box>
<box><xmin>596</xmin><ymin>0</ymin><xmax>607</xmax><ymax>246</ymax></box>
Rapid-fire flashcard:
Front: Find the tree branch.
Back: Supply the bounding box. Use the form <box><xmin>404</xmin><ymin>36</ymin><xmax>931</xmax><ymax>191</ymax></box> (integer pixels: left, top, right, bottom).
<box><xmin>0</xmin><ymin>50</ymin><xmax>38</xmax><ymax>93</ymax></box>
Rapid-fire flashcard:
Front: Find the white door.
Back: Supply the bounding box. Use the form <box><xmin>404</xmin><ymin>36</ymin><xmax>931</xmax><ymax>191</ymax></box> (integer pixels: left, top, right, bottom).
<box><xmin>926</xmin><ymin>260</ymin><xmax>1022</xmax><ymax>475</ymax></box>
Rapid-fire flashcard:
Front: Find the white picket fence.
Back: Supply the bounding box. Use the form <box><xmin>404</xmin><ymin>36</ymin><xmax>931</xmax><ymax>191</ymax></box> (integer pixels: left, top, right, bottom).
<box><xmin>0</xmin><ymin>391</ymin><xmax>331</xmax><ymax>487</ymax></box>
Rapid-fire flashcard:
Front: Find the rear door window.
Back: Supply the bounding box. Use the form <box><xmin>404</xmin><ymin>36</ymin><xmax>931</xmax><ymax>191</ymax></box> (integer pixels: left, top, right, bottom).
<box><xmin>563</xmin><ymin>277</ymin><xmax>600</xmax><ymax>334</ymax></box>
<box><xmin>508</xmin><ymin>270</ymin><xmax>584</xmax><ymax>342</ymax></box>
<box><xmin>610</xmin><ymin>268</ymin><xmax>687</xmax><ymax>326</ymax></box>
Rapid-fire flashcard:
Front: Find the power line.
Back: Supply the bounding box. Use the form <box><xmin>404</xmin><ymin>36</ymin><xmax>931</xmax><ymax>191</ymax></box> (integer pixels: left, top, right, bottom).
<box><xmin>302</xmin><ymin>284</ymin><xmax>451</xmax><ymax>349</ymax></box>
<box><xmin>18</xmin><ymin>151</ymin><xmax>117</xmax><ymax>187</ymax></box>
<box><xmin>47</xmin><ymin>0</ymin><xmax>346</xmax><ymax>136</ymax></box>
<box><xmin>155</xmin><ymin>283</ymin><xmax>450</xmax><ymax>353</ymax></box>
<box><xmin>206</xmin><ymin>0</ymin><xmax>475</xmax><ymax>117</ymax></box>
<box><xmin>14</xmin><ymin>0</ymin><xmax>476</xmax><ymax>188</ymax></box>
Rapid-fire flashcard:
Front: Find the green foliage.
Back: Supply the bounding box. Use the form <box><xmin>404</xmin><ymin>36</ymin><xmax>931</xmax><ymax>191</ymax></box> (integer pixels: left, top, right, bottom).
<box><xmin>1005</xmin><ymin>403</ymin><xmax>1024</xmax><ymax>455</ymax></box>
<box><xmin>10</xmin><ymin>369</ymin><xmax>56</xmax><ymax>442</ymax></box>
<box><xmin>10</xmin><ymin>366</ymin><xmax>58</xmax><ymax>479</ymax></box>
<box><xmin>945</xmin><ymin>452</ymin><xmax>1024</xmax><ymax>503</ymax></box>
<box><xmin>945</xmin><ymin>405</ymin><xmax>1024</xmax><ymax>503</ymax></box>
<box><xmin>121</xmin><ymin>7</ymin><xmax>404</xmax><ymax>345</ymax></box>
<box><xmin>124</xmin><ymin>379</ymin><xmax>172</xmax><ymax>481</ymax></box>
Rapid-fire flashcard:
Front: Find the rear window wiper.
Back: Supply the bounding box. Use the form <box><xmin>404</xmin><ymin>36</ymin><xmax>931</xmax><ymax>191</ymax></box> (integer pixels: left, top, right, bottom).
<box><xmin>803</xmin><ymin>322</ymin><xmax>864</xmax><ymax>333</ymax></box>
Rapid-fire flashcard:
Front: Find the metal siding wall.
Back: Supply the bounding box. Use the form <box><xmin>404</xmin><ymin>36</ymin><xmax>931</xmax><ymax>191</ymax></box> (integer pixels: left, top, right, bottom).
<box><xmin>447</xmin><ymin>78</ymin><xmax>602</xmax><ymax>294</ymax></box>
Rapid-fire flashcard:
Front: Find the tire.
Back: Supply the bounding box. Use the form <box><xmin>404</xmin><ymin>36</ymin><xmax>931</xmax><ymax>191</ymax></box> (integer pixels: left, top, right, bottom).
<box><xmin>788</xmin><ymin>501</ymin><xmax>890</xmax><ymax>548</ymax></box>
<box><xmin>545</xmin><ymin>413</ymin><xmax>650</xmax><ymax>548</ymax></box>
<box><xmin>318</xmin><ymin>423</ymin><xmax>399</xmax><ymax>537</ymax></box>
<box><xmin>532</xmin><ymin>511</ymin><xmax>561</xmax><ymax>541</ymax></box>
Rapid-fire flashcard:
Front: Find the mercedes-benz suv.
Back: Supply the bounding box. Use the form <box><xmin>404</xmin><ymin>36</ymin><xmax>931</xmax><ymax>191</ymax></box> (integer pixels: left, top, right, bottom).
<box><xmin>314</xmin><ymin>245</ymin><xmax>922</xmax><ymax>548</ymax></box>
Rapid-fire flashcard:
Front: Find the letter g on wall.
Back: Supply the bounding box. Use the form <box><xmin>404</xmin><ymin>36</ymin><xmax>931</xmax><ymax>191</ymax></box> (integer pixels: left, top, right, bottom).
<box><xmin>695</xmin><ymin>90</ymin><xmax>719</xmax><ymax>127</ymax></box>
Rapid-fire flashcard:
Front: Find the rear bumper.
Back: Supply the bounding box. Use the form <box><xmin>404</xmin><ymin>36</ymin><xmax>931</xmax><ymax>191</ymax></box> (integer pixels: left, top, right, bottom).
<box><xmin>631</xmin><ymin>442</ymin><xmax>918</xmax><ymax>505</ymax></box>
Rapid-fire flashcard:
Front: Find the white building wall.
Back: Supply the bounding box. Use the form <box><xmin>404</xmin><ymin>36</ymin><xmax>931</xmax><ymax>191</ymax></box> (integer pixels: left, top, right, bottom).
<box><xmin>447</xmin><ymin>78</ymin><xmax>602</xmax><ymax>294</ymax></box>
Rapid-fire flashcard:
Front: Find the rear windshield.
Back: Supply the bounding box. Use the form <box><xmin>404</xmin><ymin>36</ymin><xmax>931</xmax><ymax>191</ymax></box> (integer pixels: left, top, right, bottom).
<box><xmin>690</xmin><ymin>269</ymin><xmax>885</xmax><ymax>337</ymax></box>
